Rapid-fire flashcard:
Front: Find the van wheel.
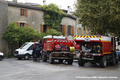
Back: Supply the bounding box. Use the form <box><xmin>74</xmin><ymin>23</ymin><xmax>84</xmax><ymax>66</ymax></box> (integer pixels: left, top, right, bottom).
<box><xmin>18</xmin><ymin>58</ymin><xmax>22</xmax><ymax>60</ymax></box>
<box><xmin>78</xmin><ymin>55</ymin><xmax>84</xmax><ymax>66</ymax></box>
<box><xmin>0</xmin><ymin>56</ymin><xmax>3</xmax><ymax>61</ymax></box>
<box><xmin>100</xmin><ymin>56</ymin><xmax>107</xmax><ymax>68</ymax></box>
<box><xmin>24</xmin><ymin>54</ymin><xmax>30</xmax><ymax>60</ymax></box>
<box><xmin>49</xmin><ymin>54</ymin><xmax>54</xmax><ymax>64</ymax></box>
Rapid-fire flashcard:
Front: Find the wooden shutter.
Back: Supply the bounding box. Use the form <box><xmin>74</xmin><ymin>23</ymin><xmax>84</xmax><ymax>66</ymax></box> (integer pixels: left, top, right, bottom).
<box><xmin>59</xmin><ymin>25</ymin><xmax>61</xmax><ymax>32</ymax></box>
<box><xmin>25</xmin><ymin>9</ymin><xmax>28</xmax><ymax>17</ymax></box>
<box><xmin>81</xmin><ymin>27</ymin><xmax>83</xmax><ymax>35</ymax></box>
<box><xmin>77</xmin><ymin>28</ymin><xmax>79</xmax><ymax>35</ymax></box>
<box><xmin>63</xmin><ymin>25</ymin><xmax>66</xmax><ymax>36</ymax></box>
<box><xmin>17</xmin><ymin>22</ymin><xmax>20</xmax><ymax>27</ymax></box>
<box><xmin>41</xmin><ymin>24</ymin><xmax>43</xmax><ymax>33</ymax></box>
<box><xmin>72</xmin><ymin>26</ymin><xmax>74</xmax><ymax>36</ymax></box>
<box><xmin>20</xmin><ymin>8</ymin><xmax>23</xmax><ymax>16</ymax></box>
<box><xmin>25</xmin><ymin>23</ymin><xmax>29</xmax><ymax>27</ymax></box>
<box><xmin>85</xmin><ymin>29</ymin><xmax>87</xmax><ymax>35</ymax></box>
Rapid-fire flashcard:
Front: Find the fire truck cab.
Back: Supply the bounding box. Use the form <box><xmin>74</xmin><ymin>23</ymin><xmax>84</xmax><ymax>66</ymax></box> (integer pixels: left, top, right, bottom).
<box><xmin>42</xmin><ymin>35</ymin><xmax>75</xmax><ymax>64</ymax></box>
<box><xmin>74</xmin><ymin>35</ymin><xmax>118</xmax><ymax>67</ymax></box>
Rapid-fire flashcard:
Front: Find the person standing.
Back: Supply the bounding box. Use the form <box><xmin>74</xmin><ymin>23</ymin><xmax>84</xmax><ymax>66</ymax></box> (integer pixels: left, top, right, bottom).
<box><xmin>33</xmin><ymin>45</ymin><xmax>40</xmax><ymax>62</ymax></box>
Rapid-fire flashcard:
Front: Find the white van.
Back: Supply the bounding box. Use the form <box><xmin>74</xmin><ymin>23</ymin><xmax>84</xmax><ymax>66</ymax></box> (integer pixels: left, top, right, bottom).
<box><xmin>14</xmin><ymin>42</ymin><xmax>40</xmax><ymax>60</ymax></box>
<box><xmin>0</xmin><ymin>52</ymin><xmax>4</xmax><ymax>61</ymax></box>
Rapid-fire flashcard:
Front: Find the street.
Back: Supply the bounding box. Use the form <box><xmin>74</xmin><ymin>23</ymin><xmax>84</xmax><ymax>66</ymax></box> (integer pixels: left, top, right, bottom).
<box><xmin>0</xmin><ymin>59</ymin><xmax>120</xmax><ymax>80</ymax></box>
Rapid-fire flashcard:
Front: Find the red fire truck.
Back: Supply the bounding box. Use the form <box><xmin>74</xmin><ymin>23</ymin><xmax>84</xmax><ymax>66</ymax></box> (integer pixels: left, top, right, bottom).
<box><xmin>41</xmin><ymin>35</ymin><xmax>75</xmax><ymax>64</ymax></box>
<box><xmin>74</xmin><ymin>35</ymin><xmax>118</xmax><ymax>67</ymax></box>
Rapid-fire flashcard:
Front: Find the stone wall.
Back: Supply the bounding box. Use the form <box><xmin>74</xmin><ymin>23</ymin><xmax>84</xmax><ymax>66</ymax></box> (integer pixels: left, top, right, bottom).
<box><xmin>0</xmin><ymin>1</ymin><xmax>8</xmax><ymax>55</ymax></box>
<box><xmin>8</xmin><ymin>6</ymin><xmax>44</xmax><ymax>33</ymax></box>
<box><xmin>61</xmin><ymin>16</ymin><xmax>77</xmax><ymax>39</ymax></box>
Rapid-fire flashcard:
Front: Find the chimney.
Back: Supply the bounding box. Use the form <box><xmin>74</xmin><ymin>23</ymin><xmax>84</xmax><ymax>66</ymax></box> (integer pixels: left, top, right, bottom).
<box><xmin>67</xmin><ymin>6</ymin><xmax>70</xmax><ymax>14</ymax></box>
<box><xmin>43</xmin><ymin>0</ymin><xmax>46</xmax><ymax>5</ymax></box>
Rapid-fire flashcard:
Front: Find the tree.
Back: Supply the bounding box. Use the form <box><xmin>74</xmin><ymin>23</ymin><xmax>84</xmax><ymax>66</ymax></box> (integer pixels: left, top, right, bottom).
<box><xmin>20</xmin><ymin>27</ymin><xmax>39</xmax><ymax>43</ymax></box>
<box><xmin>2</xmin><ymin>22</ymin><xmax>21</xmax><ymax>44</ymax></box>
<box><xmin>74</xmin><ymin>0</ymin><xmax>120</xmax><ymax>36</ymax></box>
<box><xmin>2</xmin><ymin>22</ymin><xmax>40</xmax><ymax>47</ymax></box>
<box><xmin>38</xmin><ymin>4</ymin><xmax>65</xmax><ymax>30</ymax></box>
<box><xmin>46</xmin><ymin>29</ymin><xmax>62</xmax><ymax>36</ymax></box>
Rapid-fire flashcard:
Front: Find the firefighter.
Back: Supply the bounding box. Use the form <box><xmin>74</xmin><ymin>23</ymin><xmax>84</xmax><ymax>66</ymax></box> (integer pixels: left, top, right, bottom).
<box><xmin>33</xmin><ymin>45</ymin><xmax>41</xmax><ymax>62</ymax></box>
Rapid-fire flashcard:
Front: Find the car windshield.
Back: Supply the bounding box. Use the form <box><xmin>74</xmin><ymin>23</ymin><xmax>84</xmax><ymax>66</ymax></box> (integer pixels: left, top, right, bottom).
<box><xmin>20</xmin><ymin>43</ymin><xmax>28</xmax><ymax>49</ymax></box>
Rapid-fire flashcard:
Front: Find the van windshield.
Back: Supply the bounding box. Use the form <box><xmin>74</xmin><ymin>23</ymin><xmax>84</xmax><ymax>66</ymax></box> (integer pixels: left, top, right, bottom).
<box><xmin>20</xmin><ymin>43</ymin><xmax>28</xmax><ymax>49</ymax></box>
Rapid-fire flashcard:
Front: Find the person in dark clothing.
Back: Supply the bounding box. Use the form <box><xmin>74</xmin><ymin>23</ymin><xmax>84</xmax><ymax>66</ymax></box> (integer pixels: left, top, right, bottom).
<box><xmin>33</xmin><ymin>45</ymin><xmax>41</xmax><ymax>62</ymax></box>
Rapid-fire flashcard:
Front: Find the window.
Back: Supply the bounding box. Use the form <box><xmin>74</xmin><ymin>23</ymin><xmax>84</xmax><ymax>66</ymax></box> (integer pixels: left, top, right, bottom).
<box><xmin>20</xmin><ymin>8</ymin><xmax>28</xmax><ymax>17</ymax></box>
<box><xmin>41</xmin><ymin>25</ymin><xmax>49</xmax><ymax>33</ymax></box>
<box><xmin>27</xmin><ymin>45</ymin><xmax>34</xmax><ymax>50</ymax></box>
<box><xmin>68</xmin><ymin>25</ymin><xmax>72</xmax><ymax>36</ymax></box>
<box><xmin>59</xmin><ymin>25</ymin><xmax>64</xmax><ymax>35</ymax></box>
<box><xmin>17</xmin><ymin>22</ymin><xmax>29</xmax><ymax>27</ymax></box>
<box><xmin>20</xmin><ymin>23</ymin><xmax>25</xmax><ymax>27</ymax></box>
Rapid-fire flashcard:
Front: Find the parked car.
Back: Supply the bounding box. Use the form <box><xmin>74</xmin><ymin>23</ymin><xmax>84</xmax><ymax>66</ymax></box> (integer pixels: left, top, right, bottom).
<box><xmin>14</xmin><ymin>42</ymin><xmax>41</xmax><ymax>60</ymax></box>
<box><xmin>0</xmin><ymin>52</ymin><xmax>4</xmax><ymax>61</ymax></box>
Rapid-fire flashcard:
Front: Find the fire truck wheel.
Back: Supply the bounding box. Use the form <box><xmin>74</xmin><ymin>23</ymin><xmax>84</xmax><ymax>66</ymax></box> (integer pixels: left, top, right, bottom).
<box><xmin>42</xmin><ymin>54</ymin><xmax>47</xmax><ymax>62</ymax></box>
<box><xmin>49</xmin><ymin>54</ymin><xmax>54</xmax><ymax>64</ymax></box>
<box><xmin>100</xmin><ymin>56</ymin><xmax>107</xmax><ymax>68</ymax></box>
<box><xmin>59</xmin><ymin>59</ymin><xmax>63</xmax><ymax>64</ymax></box>
<box><xmin>78</xmin><ymin>55</ymin><xmax>84</xmax><ymax>66</ymax></box>
<box><xmin>110</xmin><ymin>55</ymin><xmax>116</xmax><ymax>65</ymax></box>
<box><xmin>67</xmin><ymin>59</ymin><xmax>73</xmax><ymax>65</ymax></box>
<box><xmin>24</xmin><ymin>54</ymin><xmax>30</xmax><ymax>60</ymax></box>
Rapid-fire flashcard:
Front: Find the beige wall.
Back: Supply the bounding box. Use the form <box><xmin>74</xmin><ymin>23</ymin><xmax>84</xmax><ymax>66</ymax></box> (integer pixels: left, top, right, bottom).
<box><xmin>8</xmin><ymin>6</ymin><xmax>44</xmax><ymax>33</ymax></box>
<box><xmin>61</xmin><ymin>17</ymin><xmax>76</xmax><ymax>36</ymax></box>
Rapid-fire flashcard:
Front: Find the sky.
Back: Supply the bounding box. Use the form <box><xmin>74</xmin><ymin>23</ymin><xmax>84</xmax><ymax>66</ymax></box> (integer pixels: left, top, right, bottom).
<box><xmin>7</xmin><ymin>0</ymin><xmax>76</xmax><ymax>11</ymax></box>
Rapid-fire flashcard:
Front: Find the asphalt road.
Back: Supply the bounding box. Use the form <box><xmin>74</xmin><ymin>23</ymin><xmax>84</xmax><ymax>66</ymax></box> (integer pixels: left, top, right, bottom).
<box><xmin>0</xmin><ymin>58</ymin><xmax>120</xmax><ymax>80</ymax></box>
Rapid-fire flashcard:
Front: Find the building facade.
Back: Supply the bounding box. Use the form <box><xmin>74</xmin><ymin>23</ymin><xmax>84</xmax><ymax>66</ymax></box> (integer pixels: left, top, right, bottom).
<box><xmin>77</xmin><ymin>24</ymin><xmax>89</xmax><ymax>35</ymax></box>
<box><xmin>0</xmin><ymin>1</ymin><xmax>77</xmax><ymax>55</ymax></box>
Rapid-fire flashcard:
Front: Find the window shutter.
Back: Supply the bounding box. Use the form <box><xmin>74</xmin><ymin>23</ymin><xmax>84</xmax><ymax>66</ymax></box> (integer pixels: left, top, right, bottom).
<box><xmin>72</xmin><ymin>26</ymin><xmax>74</xmax><ymax>36</ymax></box>
<box><xmin>17</xmin><ymin>22</ymin><xmax>20</xmax><ymax>27</ymax></box>
<box><xmin>81</xmin><ymin>27</ymin><xmax>83</xmax><ymax>35</ymax></box>
<box><xmin>25</xmin><ymin>9</ymin><xmax>28</xmax><ymax>17</ymax></box>
<box><xmin>26</xmin><ymin>23</ymin><xmax>29</xmax><ymax>27</ymax></box>
<box><xmin>59</xmin><ymin>25</ymin><xmax>61</xmax><ymax>32</ymax></box>
<box><xmin>85</xmin><ymin>29</ymin><xmax>87</xmax><ymax>35</ymax></box>
<box><xmin>64</xmin><ymin>25</ymin><xmax>66</xmax><ymax>36</ymax></box>
<box><xmin>77</xmin><ymin>28</ymin><xmax>79</xmax><ymax>35</ymax></box>
<box><xmin>41</xmin><ymin>24</ymin><xmax>43</xmax><ymax>33</ymax></box>
<box><xmin>20</xmin><ymin>8</ymin><xmax>23</xmax><ymax>16</ymax></box>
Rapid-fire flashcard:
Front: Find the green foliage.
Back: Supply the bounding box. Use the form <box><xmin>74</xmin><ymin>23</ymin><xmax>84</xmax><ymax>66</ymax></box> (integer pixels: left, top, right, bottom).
<box><xmin>74</xmin><ymin>0</ymin><xmax>120</xmax><ymax>36</ymax></box>
<box><xmin>39</xmin><ymin>33</ymin><xmax>47</xmax><ymax>40</ymax></box>
<box><xmin>2</xmin><ymin>22</ymin><xmax>40</xmax><ymax>44</ymax></box>
<box><xmin>2</xmin><ymin>22</ymin><xmax>21</xmax><ymax>43</ymax></box>
<box><xmin>46</xmin><ymin>29</ymin><xmax>62</xmax><ymax>36</ymax></box>
<box><xmin>20</xmin><ymin>27</ymin><xmax>39</xmax><ymax>42</ymax></box>
<box><xmin>38</xmin><ymin>4</ymin><xmax>65</xmax><ymax>30</ymax></box>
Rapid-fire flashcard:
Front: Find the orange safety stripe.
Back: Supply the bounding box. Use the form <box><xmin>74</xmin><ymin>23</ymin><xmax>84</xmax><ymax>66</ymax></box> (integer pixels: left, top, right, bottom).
<box><xmin>74</xmin><ymin>35</ymin><xmax>99</xmax><ymax>39</ymax></box>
